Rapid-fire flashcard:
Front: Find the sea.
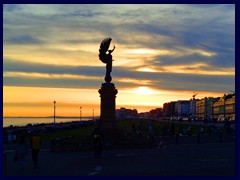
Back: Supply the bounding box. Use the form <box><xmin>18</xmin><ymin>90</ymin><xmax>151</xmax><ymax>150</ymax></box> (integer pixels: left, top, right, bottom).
<box><xmin>3</xmin><ymin>117</ymin><xmax>95</xmax><ymax>128</ymax></box>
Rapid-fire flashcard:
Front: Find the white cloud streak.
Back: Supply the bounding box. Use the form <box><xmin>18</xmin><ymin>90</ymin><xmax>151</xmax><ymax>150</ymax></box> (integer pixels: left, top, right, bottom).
<box><xmin>3</xmin><ymin>4</ymin><xmax>235</xmax><ymax>93</ymax></box>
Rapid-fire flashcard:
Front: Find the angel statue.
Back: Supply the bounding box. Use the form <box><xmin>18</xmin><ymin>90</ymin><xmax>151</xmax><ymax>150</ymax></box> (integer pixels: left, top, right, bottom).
<box><xmin>99</xmin><ymin>37</ymin><xmax>115</xmax><ymax>83</ymax></box>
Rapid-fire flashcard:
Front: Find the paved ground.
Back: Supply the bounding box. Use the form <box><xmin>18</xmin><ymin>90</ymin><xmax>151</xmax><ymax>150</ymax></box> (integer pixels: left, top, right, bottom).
<box><xmin>3</xmin><ymin>142</ymin><xmax>236</xmax><ymax>176</ymax></box>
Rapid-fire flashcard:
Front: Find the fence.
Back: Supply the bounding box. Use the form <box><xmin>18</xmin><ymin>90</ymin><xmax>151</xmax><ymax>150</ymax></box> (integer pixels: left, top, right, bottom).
<box><xmin>154</xmin><ymin>133</ymin><xmax>235</xmax><ymax>146</ymax></box>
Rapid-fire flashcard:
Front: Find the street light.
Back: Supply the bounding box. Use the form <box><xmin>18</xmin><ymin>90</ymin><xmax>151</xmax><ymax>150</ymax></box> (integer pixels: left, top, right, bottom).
<box><xmin>54</xmin><ymin>101</ymin><xmax>56</xmax><ymax>125</ymax></box>
<box><xmin>80</xmin><ymin>107</ymin><xmax>82</xmax><ymax>121</ymax></box>
<box><xmin>93</xmin><ymin>109</ymin><xmax>94</xmax><ymax>120</ymax></box>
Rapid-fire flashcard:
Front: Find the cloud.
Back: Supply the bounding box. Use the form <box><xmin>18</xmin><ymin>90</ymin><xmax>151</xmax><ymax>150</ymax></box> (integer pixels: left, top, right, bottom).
<box><xmin>151</xmin><ymin>52</ymin><xmax>234</xmax><ymax>70</ymax></box>
<box><xmin>3</xmin><ymin>4</ymin><xmax>22</xmax><ymax>12</ymax></box>
<box><xmin>4</xmin><ymin>34</ymin><xmax>41</xmax><ymax>45</ymax></box>
<box><xmin>3</xmin><ymin>59</ymin><xmax>104</xmax><ymax>77</ymax></box>
<box><xmin>3</xmin><ymin>4</ymin><xmax>235</xmax><ymax>96</ymax></box>
<box><xmin>3</xmin><ymin>59</ymin><xmax>234</xmax><ymax>93</ymax></box>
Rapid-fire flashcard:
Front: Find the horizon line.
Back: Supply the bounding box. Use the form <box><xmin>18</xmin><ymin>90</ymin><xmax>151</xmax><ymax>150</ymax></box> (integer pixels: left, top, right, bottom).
<box><xmin>3</xmin><ymin>116</ymin><xmax>99</xmax><ymax>118</ymax></box>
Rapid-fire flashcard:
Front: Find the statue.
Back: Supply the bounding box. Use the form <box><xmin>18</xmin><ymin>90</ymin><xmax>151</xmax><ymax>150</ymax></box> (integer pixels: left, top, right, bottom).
<box><xmin>99</xmin><ymin>37</ymin><xmax>115</xmax><ymax>83</ymax></box>
<box><xmin>98</xmin><ymin>38</ymin><xmax>119</xmax><ymax>141</ymax></box>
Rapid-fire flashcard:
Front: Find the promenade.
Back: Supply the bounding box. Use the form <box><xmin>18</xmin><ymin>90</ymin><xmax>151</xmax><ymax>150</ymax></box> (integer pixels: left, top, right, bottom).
<box><xmin>3</xmin><ymin>141</ymin><xmax>235</xmax><ymax>176</ymax></box>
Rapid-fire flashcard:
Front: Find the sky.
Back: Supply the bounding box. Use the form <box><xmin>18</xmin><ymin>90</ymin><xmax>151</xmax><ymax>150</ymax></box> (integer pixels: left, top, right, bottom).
<box><xmin>3</xmin><ymin>4</ymin><xmax>235</xmax><ymax>117</ymax></box>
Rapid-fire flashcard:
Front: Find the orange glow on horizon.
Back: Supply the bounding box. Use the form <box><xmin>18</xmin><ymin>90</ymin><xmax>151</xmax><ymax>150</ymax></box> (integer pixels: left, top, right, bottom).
<box><xmin>3</xmin><ymin>85</ymin><xmax>226</xmax><ymax>117</ymax></box>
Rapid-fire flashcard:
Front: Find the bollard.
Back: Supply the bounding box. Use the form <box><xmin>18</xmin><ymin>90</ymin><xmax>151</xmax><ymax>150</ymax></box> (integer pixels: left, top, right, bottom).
<box><xmin>219</xmin><ymin>132</ymin><xmax>222</xmax><ymax>143</ymax></box>
<box><xmin>197</xmin><ymin>133</ymin><xmax>200</xmax><ymax>144</ymax></box>
<box><xmin>3</xmin><ymin>152</ymin><xmax>7</xmax><ymax>176</ymax></box>
<box><xmin>176</xmin><ymin>134</ymin><xmax>179</xmax><ymax>145</ymax></box>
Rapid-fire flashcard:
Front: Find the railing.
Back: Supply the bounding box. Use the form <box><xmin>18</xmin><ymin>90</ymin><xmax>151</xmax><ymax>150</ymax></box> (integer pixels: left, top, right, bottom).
<box><xmin>154</xmin><ymin>132</ymin><xmax>234</xmax><ymax>147</ymax></box>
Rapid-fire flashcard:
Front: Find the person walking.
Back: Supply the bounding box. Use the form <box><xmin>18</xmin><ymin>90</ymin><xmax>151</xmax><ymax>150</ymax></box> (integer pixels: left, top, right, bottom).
<box><xmin>92</xmin><ymin>127</ymin><xmax>104</xmax><ymax>158</ymax></box>
<box><xmin>148</xmin><ymin>121</ymin><xmax>153</xmax><ymax>137</ymax></box>
<box><xmin>30</xmin><ymin>132</ymin><xmax>41</xmax><ymax>168</ymax></box>
<box><xmin>171</xmin><ymin>123</ymin><xmax>175</xmax><ymax>136</ymax></box>
<box><xmin>15</xmin><ymin>136</ymin><xmax>28</xmax><ymax>169</ymax></box>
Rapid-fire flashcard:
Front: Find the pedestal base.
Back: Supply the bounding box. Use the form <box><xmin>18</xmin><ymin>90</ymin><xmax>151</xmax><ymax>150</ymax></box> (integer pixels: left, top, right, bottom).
<box><xmin>98</xmin><ymin>83</ymin><xmax>119</xmax><ymax>140</ymax></box>
<box><xmin>98</xmin><ymin>83</ymin><xmax>153</xmax><ymax>149</ymax></box>
<box><xmin>98</xmin><ymin>83</ymin><xmax>117</xmax><ymax>120</ymax></box>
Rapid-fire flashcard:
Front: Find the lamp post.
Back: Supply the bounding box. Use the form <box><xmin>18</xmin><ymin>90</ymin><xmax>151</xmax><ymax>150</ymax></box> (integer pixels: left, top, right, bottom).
<box><xmin>54</xmin><ymin>101</ymin><xmax>56</xmax><ymax>125</ymax></box>
<box><xmin>93</xmin><ymin>109</ymin><xmax>94</xmax><ymax>120</ymax></box>
<box><xmin>80</xmin><ymin>107</ymin><xmax>82</xmax><ymax>121</ymax></box>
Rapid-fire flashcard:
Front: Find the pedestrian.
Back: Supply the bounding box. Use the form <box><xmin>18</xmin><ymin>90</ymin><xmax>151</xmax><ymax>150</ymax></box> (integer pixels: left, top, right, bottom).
<box><xmin>15</xmin><ymin>136</ymin><xmax>28</xmax><ymax>169</ymax></box>
<box><xmin>186</xmin><ymin>125</ymin><xmax>192</xmax><ymax>136</ymax></box>
<box><xmin>162</xmin><ymin>124</ymin><xmax>169</xmax><ymax>136</ymax></box>
<box><xmin>92</xmin><ymin>127</ymin><xmax>104</xmax><ymax>158</ymax></box>
<box><xmin>132</xmin><ymin>123</ymin><xmax>136</xmax><ymax>134</ymax></box>
<box><xmin>178</xmin><ymin>125</ymin><xmax>183</xmax><ymax>135</ymax></box>
<box><xmin>137</xmin><ymin>122</ymin><xmax>142</xmax><ymax>130</ymax></box>
<box><xmin>171</xmin><ymin>123</ymin><xmax>175</xmax><ymax>136</ymax></box>
<box><xmin>199</xmin><ymin>125</ymin><xmax>205</xmax><ymax>134</ymax></box>
<box><xmin>148</xmin><ymin>121</ymin><xmax>153</xmax><ymax>137</ymax></box>
<box><xmin>30</xmin><ymin>132</ymin><xmax>41</xmax><ymax>168</ymax></box>
<box><xmin>154</xmin><ymin>127</ymin><xmax>159</xmax><ymax>137</ymax></box>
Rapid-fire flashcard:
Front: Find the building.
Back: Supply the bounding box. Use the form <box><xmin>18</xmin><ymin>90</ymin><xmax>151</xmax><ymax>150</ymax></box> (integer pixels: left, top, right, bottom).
<box><xmin>196</xmin><ymin>97</ymin><xmax>217</xmax><ymax>121</ymax></box>
<box><xmin>115</xmin><ymin>108</ymin><xmax>138</xmax><ymax>120</ymax></box>
<box><xmin>149</xmin><ymin>108</ymin><xmax>163</xmax><ymax>120</ymax></box>
<box><xmin>163</xmin><ymin>101</ymin><xmax>176</xmax><ymax>119</ymax></box>
<box><xmin>225</xmin><ymin>94</ymin><xmax>235</xmax><ymax>121</ymax></box>
<box><xmin>138</xmin><ymin>112</ymin><xmax>150</xmax><ymax>119</ymax></box>
<box><xmin>189</xmin><ymin>98</ymin><xmax>200</xmax><ymax>120</ymax></box>
<box><xmin>213</xmin><ymin>93</ymin><xmax>235</xmax><ymax>122</ymax></box>
<box><xmin>175</xmin><ymin>100</ymin><xmax>190</xmax><ymax>119</ymax></box>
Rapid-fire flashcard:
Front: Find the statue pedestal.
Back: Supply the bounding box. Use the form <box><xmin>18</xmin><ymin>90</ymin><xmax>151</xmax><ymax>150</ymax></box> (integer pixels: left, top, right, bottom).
<box><xmin>98</xmin><ymin>82</ymin><xmax>153</xmax><ymax>149</ymax></box>
<box><xmin>98</xmin><ymin>83</ymin><xmax>120</xmax><ymax>140</ymax></box>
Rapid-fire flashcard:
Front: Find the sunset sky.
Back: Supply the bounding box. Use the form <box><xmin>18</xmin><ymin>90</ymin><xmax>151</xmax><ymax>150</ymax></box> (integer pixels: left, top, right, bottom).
<box><xmin>3</xmin><ymin>4</ymin><xmax>235</xmax><ymax>117</ymax></box>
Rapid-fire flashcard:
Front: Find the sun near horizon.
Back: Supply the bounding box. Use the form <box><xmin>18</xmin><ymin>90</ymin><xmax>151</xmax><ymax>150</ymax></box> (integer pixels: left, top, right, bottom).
<box><xmin>3</xmin><ymin>4</ymin><xmax>234</xmax><ymax>118</ymax></box>
<box><xmin>3</xmin><ymin>85</ymin><xmax>225</xmax><ymax>117</ymax></box>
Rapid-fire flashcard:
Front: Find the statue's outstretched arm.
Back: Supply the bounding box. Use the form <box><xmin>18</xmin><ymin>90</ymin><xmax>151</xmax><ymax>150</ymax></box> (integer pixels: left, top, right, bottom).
<box><xmin>112</xmin><ymin>45</ymin><xmax>115</xmax><ymax>52</ymax></box>
<box><xmin>108</xmin><ymin>45</ymin><xmax>115</xmax><ymax>54</ymax></box>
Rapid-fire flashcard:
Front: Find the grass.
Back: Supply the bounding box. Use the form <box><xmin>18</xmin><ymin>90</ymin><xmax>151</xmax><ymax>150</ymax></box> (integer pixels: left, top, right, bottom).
<box><xmin>116</xmin><ymin>119</ymin><xmax>199</xmax><ymax>135</ymax></box>
<box><xmin>35</xmin><ymin>119</ymin><xmax>224</xmax><ymax>142</ymax></box>
<box><xmin>40</xmin><ymin>127</ymin><xmax>95</xmax><ymax>141</ymax></box>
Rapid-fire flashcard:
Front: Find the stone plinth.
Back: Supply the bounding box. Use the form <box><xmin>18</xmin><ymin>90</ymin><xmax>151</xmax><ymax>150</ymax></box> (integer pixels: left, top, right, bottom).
<box><xmin>98</xmin><ymin>83</ymin><xmax>119</xmax><ymax>138</ymax></box>
<box><xmin>98</xmin><ymin>83</ymin><xmax>153</xmax><ymax>149</ymax></box>
<box><xmin>98</xmin><ymin>83</ymin><xmax>118</xmax><ymax>120</ymax></box>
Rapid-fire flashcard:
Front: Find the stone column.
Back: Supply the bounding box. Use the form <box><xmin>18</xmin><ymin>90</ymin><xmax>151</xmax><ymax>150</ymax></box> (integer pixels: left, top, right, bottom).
<box><xmin>98</xmin><ymin>82</ymin><xmax>118</xmax><ymax>136</ymax></box>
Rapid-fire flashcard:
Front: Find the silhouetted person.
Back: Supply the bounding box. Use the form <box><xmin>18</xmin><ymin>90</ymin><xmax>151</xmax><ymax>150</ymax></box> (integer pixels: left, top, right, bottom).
<box><xmin>199</xmin><ymin>125</ymin><xmax>205</xmax><ymax>134</ymax></box>
<box><xmin>203</xmin><ymin>118</ymin><xmax>207</xmax><ymax>125</ymax></box>
<box><xmin>30</xmin><ymin>132</ymin><xmax>41</xmax><ymax>168</ymax></box>
<box><xmin>171</xmin><ymin>123</ymin><xmax>175</xmax><ymax>136</ymax></box>
<box><xmin>162</xmin><ymin>124</ymin><xmax>170</xmax><ymax>136</ymax></box>
<box><xmin>154</xmin><ymin>127</ymin><xmax>159</xmax><ymax>137</ymax></box>
<box><xmin>186</xmin><ymin>125</ymin><xmax>192</xmax><ymax>136</ymax></box>
<box><xmin>132</xmin><ymin>123</ymin><xmax>136</xmax><ymax>133</ymax></box>
<box><xmin>148</xmin><ymin>121</ymin><xmax>153</xmax><ymax>137</ymax></box>
<box><xmin>178</xmin><ymin>125</ymin><xmax>184</xmax><ymax>135</ymax></box>
<box><xmin>92</xmin><ymin>127</ymin><xmax>104</xmax><ymax>158</ymax></box>
<box><xmin>137</xmin><ymin>122</ymin><xmax>142</xmax><ymax>130</ymax></box>
<box><xmin>15</xmin><ymin>136</ymin><xmax>28</xmax><ymax>169</ymax></box>
<box><xmin>224</xmin><ymin>118</ymin><xmax>231</xmax><ymax>134</ymax></box>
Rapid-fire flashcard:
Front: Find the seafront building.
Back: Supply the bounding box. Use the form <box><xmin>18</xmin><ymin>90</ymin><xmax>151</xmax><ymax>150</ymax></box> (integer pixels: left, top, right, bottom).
<box><xmin>196</xmin><ymin>97</ymin><xmax>218</xmax><ymax>121</ymax></box>
<box><xmin>144</xmin><ymin>93</ymin><xmax>236</xmax><ymax>123</ymax></box>
<box><xmin>163</xmin><ymin>101</ymin><xmax>177</xmax><ymax>120</ymax></box>
<box><xmin>175</xmin><ymin>100</ymin><xmax>190</xmax><ymax>119</ymax></box>
<box><xmin>149</xmin><ymin>108</ymin><xmax>164</xmax><ymax>120</ymax></box>
<box><xmin>189</xmin><ymin>97</ymin><xmax>199</xmax><ymax>120</ymax></box>
<box><xmin>115</xmin><ymin>107</ymin><xmax>138</xmax><ymax>120</ymax></box>
<box><xmin>212</xmin><ymin>93</ymin><xmax>235</xmax><ymax>122</ymax></box>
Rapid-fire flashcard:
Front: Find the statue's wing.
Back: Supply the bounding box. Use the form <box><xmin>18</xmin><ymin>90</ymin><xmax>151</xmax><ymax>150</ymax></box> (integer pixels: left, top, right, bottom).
<box><xmin>99</xmin><ymin>37</ymin><xmax>112</xmax><ymax>63</ymax></box>
<box><xmin>100</xmin><ymin>37</ymin><xmax>112</xmax><ymax>53</ymax></box>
